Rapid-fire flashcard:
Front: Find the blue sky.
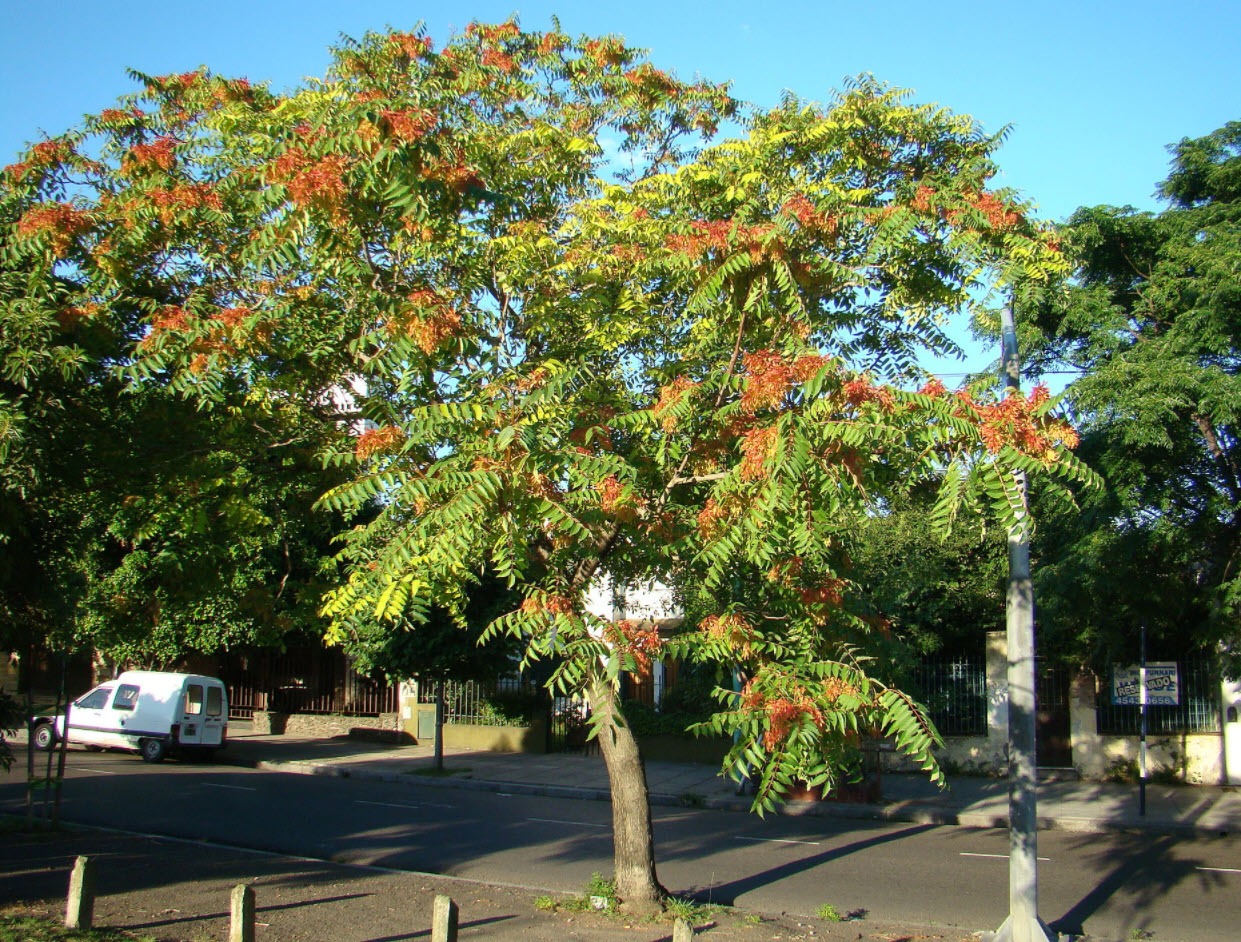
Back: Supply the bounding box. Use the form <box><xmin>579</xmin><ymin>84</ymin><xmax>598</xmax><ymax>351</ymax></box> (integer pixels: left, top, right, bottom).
<box><xmin>3</xmin><ymin>0</ymin><xmax>1238</xmax><ymax>373</ymax></box>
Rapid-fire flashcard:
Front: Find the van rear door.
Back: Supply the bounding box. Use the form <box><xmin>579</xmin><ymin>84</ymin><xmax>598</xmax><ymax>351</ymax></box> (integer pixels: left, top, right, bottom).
<box><xmin>202</xmin><ymin>684</ymin><xmax>226</xmax><ymax>746</ymax></box>
<box><xmin>178</xmin><ymin>682</ymin><xmax>207</xmax><ymax>746</ymax></box>
<box><xmin>176</xmin><ymin>681</ymin><xmax>226</xmax><ymax>747</ymax></box>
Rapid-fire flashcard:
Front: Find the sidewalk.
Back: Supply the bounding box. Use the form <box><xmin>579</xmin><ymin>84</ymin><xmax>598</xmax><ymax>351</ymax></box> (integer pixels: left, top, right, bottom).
<box><xmin>219</xmin><ymin>724</ymin><xmax>1241</xmax><ymax>837</ymax></box>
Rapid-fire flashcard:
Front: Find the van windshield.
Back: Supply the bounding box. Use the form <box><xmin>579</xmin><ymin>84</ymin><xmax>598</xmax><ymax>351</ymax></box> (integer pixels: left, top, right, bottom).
<box><xmin>75</xmin><ymin>686</ymin><xmax>113</xmax><ymax>710</ymax></box>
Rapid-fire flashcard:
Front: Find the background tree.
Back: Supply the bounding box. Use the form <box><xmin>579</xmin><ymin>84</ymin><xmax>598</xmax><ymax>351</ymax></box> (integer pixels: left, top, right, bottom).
<box><xmin>848</xmin><ymin>485</ymin><xmax>1008</xmax><ymax>657</ymax></box>
<box><xmin>1021</xmin><ymin>122</ymin><xmax>1240</xmax><ymax>673</ymax></box>
<box><xmin>0</xmin><ymin>23</ymin><xmax>1089</xmax><ymax>912</ymax></box>
<box><xmin>1</xmin><ymin>129</ymin><xmax>351</xmax><ymax>674</ymax></box>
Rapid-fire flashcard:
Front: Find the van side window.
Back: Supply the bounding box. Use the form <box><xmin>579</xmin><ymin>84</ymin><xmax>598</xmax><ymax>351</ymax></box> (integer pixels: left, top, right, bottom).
<box><xmin>113</xmin><ymin>684</ymin><xmax>140</xmax><ymax>711</ymax></box>
<box><xmin>76</xmin><ymin>687</ymin><xmax>113</xmax><ymax>710</ymax></box>
<box><xmin>206</xmin><ymin>686</ymin><xmax>223</xmax><ymax>717</ymax></box>
<box><xmin>185</xmin><ymin>684</ymin><xmax>204</xmax><ymax>716</ymax></box>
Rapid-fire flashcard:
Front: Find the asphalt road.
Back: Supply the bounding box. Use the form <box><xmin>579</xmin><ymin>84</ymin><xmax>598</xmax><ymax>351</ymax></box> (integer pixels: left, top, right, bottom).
<box><xmin>5</xmin><ymin>749</ymin><xmax>1240</xmax><ymax>941</ymax></box>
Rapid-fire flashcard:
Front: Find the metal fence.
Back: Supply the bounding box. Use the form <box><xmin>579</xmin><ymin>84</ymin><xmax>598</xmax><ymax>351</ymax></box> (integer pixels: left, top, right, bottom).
<box><xmin>1096</xmin><ymin>659</ymin><xmax>1221</xmax><ymax>735</ymax></box>
<box><xmin>417</xmin><ymin>677</ymin><xmax>542</xmax><ymax>727</ymax></box>
<box><xmin>218</xmin><ymin>647</ymin><xmax>398</xmax><ymax>720</ymax></box>
<box><xmin>910</xmin><ymin>656</ymin><xmax>988</xmax><ymax>737</ymax></box>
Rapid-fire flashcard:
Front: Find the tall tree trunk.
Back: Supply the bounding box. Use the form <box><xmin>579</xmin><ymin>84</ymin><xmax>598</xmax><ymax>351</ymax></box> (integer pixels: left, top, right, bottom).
<box><xmin>588</xmin><ymin>676</ymin><xmax>665</xmax><ymax>916</ymax></box>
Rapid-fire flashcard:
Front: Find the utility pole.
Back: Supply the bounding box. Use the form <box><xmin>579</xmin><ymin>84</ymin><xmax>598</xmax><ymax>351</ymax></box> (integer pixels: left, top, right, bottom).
<box><xmin>986</xmin><ymin>303</ymin><xmax>1057</xmax><ymax>942</ymax></box>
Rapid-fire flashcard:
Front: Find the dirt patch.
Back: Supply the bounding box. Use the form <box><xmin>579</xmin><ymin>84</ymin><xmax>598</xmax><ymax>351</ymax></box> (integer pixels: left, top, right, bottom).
<box><xmin>1</xmin><ymin>825</ymin><xmax>976</xmax><ymax>941</ymax></box>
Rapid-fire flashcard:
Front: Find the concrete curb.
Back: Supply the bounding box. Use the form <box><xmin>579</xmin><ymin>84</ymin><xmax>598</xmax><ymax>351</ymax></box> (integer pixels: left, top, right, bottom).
<box><xmin>223</xmin><ymin>753</ymin><xmax>1234</xmax><ymax>838</ymax></box>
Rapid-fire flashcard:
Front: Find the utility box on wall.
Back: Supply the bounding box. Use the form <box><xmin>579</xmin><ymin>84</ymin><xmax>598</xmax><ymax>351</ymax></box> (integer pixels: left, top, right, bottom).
<box><xmin>417</xmin><ymin>706</ymin><xmax>436</xmax><ymax>742</ymax></box>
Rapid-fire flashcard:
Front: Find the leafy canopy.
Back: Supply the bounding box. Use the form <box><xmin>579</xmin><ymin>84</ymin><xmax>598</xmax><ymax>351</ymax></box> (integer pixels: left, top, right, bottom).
<box><xmin>1</xmin><ymin>21</ymin><xmax>1092</xmax><ymax>808</ymax></box>
<box><xmin>1023</xmin><ymin>122</ymin><xmax>1241</xmax><ymax>672</ymax></box>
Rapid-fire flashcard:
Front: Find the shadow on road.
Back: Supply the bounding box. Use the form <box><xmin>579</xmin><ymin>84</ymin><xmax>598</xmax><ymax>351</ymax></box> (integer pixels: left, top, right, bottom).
<box><xmin>679</xmin><ymin>823</ymin><xmax>938</xmax><ymax>905</ymax></box>
<box><xmin>1050</xmin><ymin>832</ymin><xmax>1225</xmax><ymax>939</ymax></box>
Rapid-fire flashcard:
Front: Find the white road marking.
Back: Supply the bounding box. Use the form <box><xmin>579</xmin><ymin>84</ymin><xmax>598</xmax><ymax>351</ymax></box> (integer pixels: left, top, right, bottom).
<box><xmin>527</xmin><ymin>817</ymin><xmax>609</xmax><ymax>829</ymax></box>
<box><xmin>75</xmin><ymin>767</ymin><xmax>120</xmax><ymax>775</ymax></box>
<box><xmin>736</xmin><ymin>836</ymin><xmax>822</xmax><ymax>846</ymax></box>
<box><xmin>961</xmin><ymin>852</ymin><xmax>1050</xmax><ymax>862</ymax></box>
<box><xmin>201</xmin><ymin>783</ymin><xmax>256</xmax><ymax>792</ymax></box>
<box><xmin>355</xmin><ymin>800</ymin><xmax>422</xmax><ymax>810</ymax></box>
<box><xmin>1197</xmin><ymin>866</ymin><xmax>1241</xmax><ymax>874</ymax></box>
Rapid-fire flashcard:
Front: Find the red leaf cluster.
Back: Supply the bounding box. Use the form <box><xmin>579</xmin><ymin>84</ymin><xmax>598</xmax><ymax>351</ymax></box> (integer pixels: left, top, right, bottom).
<box><xmin>536</xmin><ymin>32</ymin><xmax>566</xmax><ymax>57</ymax></box>
<box><xmin>798</xmin><ymin>578</ymin><xmax>846</xmax><ymax>609</ymax></box>
<box><xmin>381</xmin><ymin>108</ymin><xmax>438</xmax><ymax>142</ymax></box>
<box><xmin>284</xmin><ymin>155</ymin><xmax>350</xmax><ymax>214</ymax></box>
<box><xmin>481</xmin><ymin>47</ymin><xmax>518</xmax><ymax>72</ymax></box>
<box><xmin>582</xmin><ymin>38</ymin><xmax>627</xmax><ymax>68</ymax></box>
<box><xmin>782</xmin><ymin>193</ymin><xmax>836</xmax><ymax>233</ymax></box>
<box><xmin>971</xmin><ymin>385</ymin><xmax>1078</xmax><ymax>457</ymax></box>
<box><xmin>623</xmin><ymin>64</ymin><xmax>680</xmax><ymax>102</ymax></box>
<box><xmin>739</xmin><ymin>349</ymin><xmax>826</xmax><ymax>413</ymax></box>
<box><xmin>841</xmin><ymin>377</ymin><xmax>895</xmax><ymax>411</ymax></box>
<box><xmin>739</xmin><ymin>425</ymin><xmax>778</xmax><ymax>481</ymax></box>
<box><xmin>651</xmin><ymin>377</ymin><xmax>697</xmax><ymax>431</ymax></box>
<box><xmin>355</xmin><ymin>425</ymin><xmax>405</xmax><ymax>461</ymax></box>
<box><xmin>910</xmin><ymin>185</ymin><xmax>936</xmax><ymax>212</ymax></box>
<box><xmin>760</xmin><ymin>694</ymin><xmax>825</xmax><ymax>750</ymax></box>
<box><xmin>466</xmin><ymin>21</ymin><xmax>521</xmax><ymax>43</ymax></box>
<box><xmin>390</xmin><ymin>33</ymin><xmax>434</xmax><ymax>59</ymax></box>
<box><xmin>972</xmin><ymin>191</ymin><xmax>1022</xmax><ymax>229</ymax></box>
<box><xmin>608</xmin><ymin>619</ymin><xmax>664</xmax><ymax>674</ymax></box>
<box><xmin>145</xmin><ymin>183</ymin><xmax>223</xmax><ymax>222</ymax></box>
<box><xmin>397</xmin><ymin>288</ymin><xmax>461</xmax><ymax>353</ymax></box>
<box><xmin>700</xmin><ymin>613</ymin><xmax>754</xmax><ymax>654</ymax></box>
<box><xmin>212</xmin><ymin>306</ymin><xmax>251</xmax><ymax>329</ymax></box>
<box><xmin>665</xmin><ymin>219</ymin><xmax>775</xmax><ymax>261</ymax></box>
<box><xmin>126</xmin><ymin>137</ymin><xmax>177</xmax><ymax>172</ymax></box>
<box><xmin>520</xmin><ymin>594</ymin><xmax>576</xmax><ymax>617</ymax></box>
<box><xmin>16</xmin><ymin>202</ymin><xmax>93</xmax><ymax>254</ymax></box>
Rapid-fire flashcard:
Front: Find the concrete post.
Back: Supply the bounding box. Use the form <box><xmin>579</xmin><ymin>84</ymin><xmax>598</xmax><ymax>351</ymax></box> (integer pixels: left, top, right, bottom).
<box><xmin>64</xmin><ymin>855</ymin><xmax>95</xmax><ymax>929</ymax></box>
<box><xmin>230</xmin><ymin>884</ymin><xmax>255</xmax><ymax>942</ymax></box>
<box><xmin>432</xmin><ymin>894</ymin><xmax>458</xmax><ymax>942</ymax></box>
<box><xmin>673</xmin><ymin>915</ymin><xmax>696</xmax><ymax>940</ymax></box>
<box><xmin>986</xmin><ymin>304</ymin><xmax>1056</xmax><ymax>942</ymax></box>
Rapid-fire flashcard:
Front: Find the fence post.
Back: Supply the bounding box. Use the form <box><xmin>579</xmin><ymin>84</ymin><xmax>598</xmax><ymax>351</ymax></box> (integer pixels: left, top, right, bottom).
<box><xmin>431</xmin><ymin>894</ymin><xmax>458</xmax><ymax>942</ymax></box>
<box><xmin>64</xmin><ymin>855</ymin><xmax>95</xmax><ymax>929</ymax></box>
<box><xmin>673</xmin><ymin>915</ymin><xmax>696</xmax><ymax>940</ymax></box>
<box><xmin>230</xmin><ymin>884</ymin><xmax>255</xmax><ymax>942</ymax></box>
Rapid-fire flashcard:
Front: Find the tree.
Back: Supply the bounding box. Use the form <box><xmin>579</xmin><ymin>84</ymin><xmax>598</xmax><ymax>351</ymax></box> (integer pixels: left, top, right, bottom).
<box><xmin>0</xmin><ymin>23</ymin><xmax>1088</xmax><ymax>912</ymax></box>
<box><xmin>1021</xmin><ymin>122</ymin><xmax>1241</xmax><ymax>673</ymax></box>
<box><xmin>2</xmin><ymin>131</ymin><xmax>351</xmax><ymax>671</ymax></box>
<box><xmin>848</xmin><ymin>485</ymin><xmax>1008</xmax><ymax>657</ymax></box>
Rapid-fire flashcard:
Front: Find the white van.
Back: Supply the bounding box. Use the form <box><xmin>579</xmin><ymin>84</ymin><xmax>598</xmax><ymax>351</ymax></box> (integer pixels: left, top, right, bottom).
<box><xmin>32</xmin><ymin>670</ymin><xmax>228</xmax><ymax>762</ymax></box>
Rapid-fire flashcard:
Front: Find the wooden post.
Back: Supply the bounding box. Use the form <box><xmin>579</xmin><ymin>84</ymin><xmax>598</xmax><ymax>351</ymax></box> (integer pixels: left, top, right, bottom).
<box><xmin>230</xmin><ymin>884</ymin><xmax>255</xmax><ymax>942</ymax></box>
<box><xmin>431</xmin><ymin>894</ymin><xmax>458</xmax><ymax>942</ymax></box>
<box><xmin>64</xmin><ymin>855</ymin><xmax>95</xmax><ymax>929</ymax></box>
<box><xmin>673</xmin><ymin>915</ymin><xmax>696</xmax><ymax>940</ymax></box>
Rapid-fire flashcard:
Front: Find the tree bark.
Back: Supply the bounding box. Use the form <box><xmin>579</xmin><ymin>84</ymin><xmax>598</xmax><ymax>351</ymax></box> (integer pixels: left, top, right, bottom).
<box><xmin>588</xmin><ymin>676</ymin><xmax>665</xmax><ymax>916</ymax></box>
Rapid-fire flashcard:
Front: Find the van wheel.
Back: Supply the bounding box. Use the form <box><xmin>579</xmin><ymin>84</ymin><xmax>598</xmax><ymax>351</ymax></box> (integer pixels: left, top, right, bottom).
<box><xmin>33</xmin><ymin>723</ymin><xmax>57</xmax><ymax>751</ymax></box>
<box><xmin>140</xmin><ymin>738</ymin><xmax>167</xmax><ymax>763</ymax></box>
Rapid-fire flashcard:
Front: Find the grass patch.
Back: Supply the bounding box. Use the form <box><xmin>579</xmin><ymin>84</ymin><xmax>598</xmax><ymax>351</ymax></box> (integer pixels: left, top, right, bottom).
<box><xmin>407</xmin><ymin>766</ymin><xmax>470</xmax><ymax>777</ymax></box>
<box><xmin>664</xmin><ymin>896</ymin><xmax>721</xmax><ymax>922</ymax></box>
<box><xmin>0</xmin><ymin>913</ymin><xmax>151</xmax><ymax>942</ymax></box>
<box><xmin>816</xmin><ymin>903</ymin><xmax>842</xmax><ymax>922</ymax></box>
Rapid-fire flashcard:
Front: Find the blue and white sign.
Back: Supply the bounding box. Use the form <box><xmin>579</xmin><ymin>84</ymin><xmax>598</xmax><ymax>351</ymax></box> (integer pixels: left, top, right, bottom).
<box><xmin>1112</xmin><ymin>663</ymin><xmax>1180</xmax><ymax>706</ymax></box>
